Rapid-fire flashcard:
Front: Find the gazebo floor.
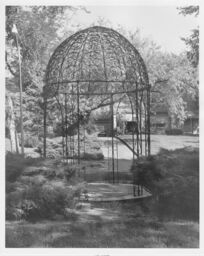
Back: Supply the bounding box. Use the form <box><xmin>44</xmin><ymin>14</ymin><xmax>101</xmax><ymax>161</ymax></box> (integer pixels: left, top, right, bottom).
<box><xmin>80</xmin><ymin>182</ymin><xmax>152</xmax><ymax>202</ymax></box>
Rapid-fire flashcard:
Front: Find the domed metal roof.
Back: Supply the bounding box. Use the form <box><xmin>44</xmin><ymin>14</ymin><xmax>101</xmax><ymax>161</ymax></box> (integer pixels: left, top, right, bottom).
<box><xmin>45</xmin><ymin>26</ymin><xmax>149</xmax><ymax>97</ymax></box>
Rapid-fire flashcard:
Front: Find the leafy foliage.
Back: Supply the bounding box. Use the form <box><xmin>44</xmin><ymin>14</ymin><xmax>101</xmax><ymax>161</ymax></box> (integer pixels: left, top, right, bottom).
<box><xmin>178</xmin><ymin>6</ymin><xmax>199</xmax><ymax>17</ymax></box>
<box><xmin>6</xmin><ymin>153</ymin><xmax>84</xmax><ymax>221</ymax></box>
<box><xmin>6</xmin><ymin>6</ymin><xmax>83</xmax><ymax>136</ymax></box>
<box><xmin>178</xmin><ymin>6</ymin><xmax>199</xmax><ymax>68</ymax></box>
<box><xmin>6</xmin><ymin>152</ymin><xmax>41</xmax><ymax>182</ymax></box>
<box><xmin>131</xmin><ymin>148</ymin><xmax>199</xmax><ymax>220</ymax></box>
<box><xmin>116</xmin><ymin>27</ymin><xmax>198</xmax><ymax>128</ymax></box>
<box><xmin>20</xmin><ymin>183</ymin><xmax>76</xmax><ymax>220</ymax></box>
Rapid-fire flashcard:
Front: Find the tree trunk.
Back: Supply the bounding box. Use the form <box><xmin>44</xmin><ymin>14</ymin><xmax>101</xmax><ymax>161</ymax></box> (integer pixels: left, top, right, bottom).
<box><xmin>6</xmin><ymin>94</ymin><xmax>19</xmax><ymax>153</ymax></box>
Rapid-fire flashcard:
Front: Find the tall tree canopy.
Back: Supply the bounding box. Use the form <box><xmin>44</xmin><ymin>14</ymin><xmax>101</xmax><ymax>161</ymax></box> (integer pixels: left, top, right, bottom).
<box><xmin>178</xmin><ymin>5</ymin><xmax>199</xmax><ymax>68</ymax></box>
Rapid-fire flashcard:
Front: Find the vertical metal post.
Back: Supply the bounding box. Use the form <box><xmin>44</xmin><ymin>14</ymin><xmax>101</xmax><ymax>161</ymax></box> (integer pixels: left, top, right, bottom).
<box><xmin>130</xmin><ymin>98</ymin><xmax>135</xmax><ymax>160</ymax></box>
<box><xmin>61</xmin><ymin>94</ymin><xmax>65</xmax><ymax>160</ymax></box>
<box><xmin>139</xmin><ymin>92</ymin><xmax>143</xmax><ymax>155</ymax></box>
<box><xmin>84</xmin><ymin>126</ymin><xmax>86</xmax><ymax>156</ymax></box>
<box><xmin>135</xmin><ymin>83</ymin><xmax>139</xmax><ymax>156</ymax></box>
<box><xmin>116</xmin><ymin>138</ymin><xmax>119</xmax><ymax>183</ymax></box>
<box><xmin>111</xmin><ymin>92</ymin><xmax>115</xmax><ymax>184</ymax></box>
<box><xmin>77</xmin><ymin>82</ymin><xmax>80</xmax><ymax>164</ymax></box>
<box><xmin>71</xmin><ymin>83</ymin><xmax>74</xmax><ymax>164</ymax></box>
<box><xmin>107</xmin><ymin>141</ymin><xmax>110</xmax><ymax>172</ymax></box>
<box><xmin>43</xmin><ymin>93</ymin><xmax>47</xmax><ymax>158</ymax></box>
<box><xmin>65</xmin><ymin>93</ymin><xmax>68</xmax><ymax>161</ymax></box>
<box><xmin>191</xmin><ymin>118</ymin><xmax>193</xmax><ymax>134</ymax></box>
<box><xmin>147</xmin><ymin>84</ymin><xmax>151</xmax><ymax>156</ymax></box>
<box><xmin>144</xmin><ymin>98</ymin><xmax>147</xmax><ymax>156</ymax></box>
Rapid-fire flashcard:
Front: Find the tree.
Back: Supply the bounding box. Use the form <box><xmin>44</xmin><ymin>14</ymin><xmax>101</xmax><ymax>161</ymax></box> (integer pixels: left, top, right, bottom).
<box><xmin>5</xmin><ymin>6</ymin><xmax>85</xmax><ymax>140</ymax></box>
<box><xmin>122</xmin><ymin>29</ymin><xmax>188</xmax><ymax>127</ymax></box>
<box><xmin>178</xmin><ymin>6</ymin><xmax>199</xmax><ymax>16</ymax></box>
<box><xmin>178</xmin><ymin>6</ymin><xmax>199</xmax><ymax>68</ymax></box>
<box><xmin>6</xmin><ymin>6</ymin><xmax>76</xmax><ymax>89</ymax></box>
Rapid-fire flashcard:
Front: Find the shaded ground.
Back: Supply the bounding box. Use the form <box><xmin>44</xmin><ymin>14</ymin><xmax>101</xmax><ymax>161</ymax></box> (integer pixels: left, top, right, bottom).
<box><xmin>6</xmin><ymin>201</ymin><xmax>199</xmax><ymax>248</ymax></box>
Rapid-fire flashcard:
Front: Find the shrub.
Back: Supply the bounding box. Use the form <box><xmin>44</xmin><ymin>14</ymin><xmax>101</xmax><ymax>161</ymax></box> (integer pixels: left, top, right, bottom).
<box><xmin>165</xmin><ymin>128</ymin><xmax>183</xmax><ymax>135</ymax></box>
<box><xmin>64</xmin><ymin>165</ymin><xmax>77</xmax><ymax>181</ymax></box>
<box><xmin>131</xmin><ymin>156</ymin><xmax>163</xmax><ymax>194</ymax></box>
<box><xmin>24</xmin><ymin>136</ymin><xmax>39</xmax><ymax>148</ymax></box>
<box><xmin>6</xmin><ymin>189</ymin><xmax>25</xmax><ymax>220</ymax></box>
<box><xmin>53</xmin><ymin>122</ymin><xmax>64</xmax><ymax>137</ymax></box>
<box><xmin>131</xmin><ymin>148</ymin><xmax>199</xmax><ymax>220</ymax></box>
<box><xmin>6</xmin><ymin>206</ymin><xmax>25</xmax><ymax>221</ymax></box>
<box><xmin>18</xmin><ymin>133</ymin><xmax>40</xmax><ymax>148</ymax></box>
<box><xmin>46</xmin><ymin>148</ymin><xmax>62</xmax><ymax>159</ymax></box>
<box><xmin>37</xmin><ymin>139</ymin><xmax>62</xmax><ymax>159</ymax></box>
<box><xmin>19</xmin><ymin>182</ymin><xmax>78</xmax><ymax>221</ymax></box>
<box><xmin>6</xmin><ymin>153</ymin><xmax>41</xmax><ymax>182</ymax></box>
<box><xmin>5</xmin><ymin>152</ymin><xmax>86</xmax><ymax>221</ymax></box>
<box><xmin>6</xmin><ymin>169</ymin><xmax>83</xmax><ymax>221</ymax></box>
<box><xmin>81</xmin><ymin>152</ymin><xmax>104</xmax><ymax>160</ymax></box>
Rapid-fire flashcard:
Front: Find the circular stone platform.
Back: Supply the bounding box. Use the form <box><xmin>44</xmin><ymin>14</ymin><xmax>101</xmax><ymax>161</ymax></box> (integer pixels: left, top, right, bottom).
<box><xmin>80</xmin><ymin>183</ymin><xmax>152</xmax><ymax>202</ymax></box>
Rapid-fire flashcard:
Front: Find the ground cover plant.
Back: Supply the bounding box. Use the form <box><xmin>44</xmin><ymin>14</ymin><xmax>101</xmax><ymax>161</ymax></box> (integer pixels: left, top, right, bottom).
<box><xmin>6</xmin><ymin>153</ymin><xmax>85</xmax><ymax>222</ymax></box>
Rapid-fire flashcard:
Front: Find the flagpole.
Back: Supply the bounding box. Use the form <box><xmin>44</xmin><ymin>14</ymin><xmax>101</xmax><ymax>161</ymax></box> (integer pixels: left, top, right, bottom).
<box><xmin>13</xmin><ymin>24</ymin><xmax>24</xmax><ymax>154</ymax></box>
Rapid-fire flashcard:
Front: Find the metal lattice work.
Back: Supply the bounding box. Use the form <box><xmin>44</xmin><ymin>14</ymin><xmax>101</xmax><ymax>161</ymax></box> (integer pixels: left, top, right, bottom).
<box><xmin>45</xmin><ymin>26</ymin><xmax>149</xmax><ymax>95</ymax></box>
<box><xmin>43</xmin><ymin>26</ymin><xmax>151</xmax><ymax>184</ymax></box>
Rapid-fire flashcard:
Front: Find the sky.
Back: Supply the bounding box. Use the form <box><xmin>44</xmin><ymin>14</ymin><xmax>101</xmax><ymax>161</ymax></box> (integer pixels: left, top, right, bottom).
<box><xmin>68</xmin><ymin>5</ymin><xmax>198</xmax><ymax>54</ymax></box>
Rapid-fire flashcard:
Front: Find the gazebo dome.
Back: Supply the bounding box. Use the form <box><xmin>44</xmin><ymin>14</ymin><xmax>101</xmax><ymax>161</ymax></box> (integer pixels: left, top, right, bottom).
<box><xmin>45</xmin><ymin>26</ymin><xmax>149</xmax><ymax>97</ymax></box>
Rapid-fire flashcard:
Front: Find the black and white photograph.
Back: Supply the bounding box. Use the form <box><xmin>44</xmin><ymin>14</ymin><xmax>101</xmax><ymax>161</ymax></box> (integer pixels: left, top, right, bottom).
<box><xmin>2</xmin><ymin>0</ymin><xmax>201</xmax><ymax>253</ymax></box>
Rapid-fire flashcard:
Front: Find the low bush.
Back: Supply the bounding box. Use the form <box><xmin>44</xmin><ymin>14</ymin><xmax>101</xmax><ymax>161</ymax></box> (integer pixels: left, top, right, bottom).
<box><xmin>35</xmin><ymin>133</ymin><xmax>104</xmax><ymax>160</ymax></box>
<box><xmin>131</xmin><ymin>156</ymin><xmax>163</xmax><ymax>195</ymax></box>
<box><xmin>6</xmin><ymin>153</ymin><xmax>85</xmax><ymax>221</ymax></box>
<box><xmin>81</xmin><ymin>152</ymin><xmax>104</xmax><ymax>160</ymax></box>
<box><xmin>36</xmin><ymin>139</ymin><xmax>62</xmax><ymax>159</ymax></box>
<box><xmin>6</xmin><ymin>153</ymin><xmax>41</xmax><ymax>182</ymax></box>
<box><xmin>6</xmin><ymin>206</ymin><xmax>25</xmax><ymax>221</ymax></box>
<box><xmin>20</xmin><ymin>183</ymin><xmax>73</xmax><ymax>220</ymax></box>
<box><xmin>18</xmin><ymin>133</ymin><xmax>40</xmax><ymax>148</ymax></box>
<box><xmin>165</xmin><ymin>128</ymin><xmax>183</xmax><ymax>135</ymax></box>
<box><xmin>53</xmin><ymin>122</ymin><xmax>64</xmax><ymax>137</ymax></box>
<box><xmin>6</xmin><ymin>181</ymin><xmax>82</xmax><ymax>221</ymax></box>
<box><xmin>46</xmin><ymin>148</ymin><xmax>62</xmax><ymax>159</ymax></box>
<box><xmin>131</xmin><ymin>147</ymin><xmax>199</xmax><ymax>220</ymax></box>
<box><xmin>6</xmin><ymin>189</ymin><xmax>25</xmax><ymax>220</ymax></box>
<box><xmin>64</xmin><ymin>165</ymin><xmax>77</xmax><ymax>181</ymax></box>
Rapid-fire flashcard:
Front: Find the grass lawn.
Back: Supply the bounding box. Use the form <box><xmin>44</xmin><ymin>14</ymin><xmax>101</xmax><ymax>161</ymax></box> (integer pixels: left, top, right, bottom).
<box><xmin>99</xmin><ymin>134</ymin><xmax>199</xmax><ymax>159</ymax></box>
<box><xmin>6</xmin><ymin>201</ymin><xmax>199</xmax><ymax>248</ymax></box>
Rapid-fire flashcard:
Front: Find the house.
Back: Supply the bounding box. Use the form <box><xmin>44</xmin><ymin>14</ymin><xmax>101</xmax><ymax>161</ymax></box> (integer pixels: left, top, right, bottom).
<box><xmin>92</xmin><ymin>100</ymin><xmax>144</xmax><ymax>135</ymax></box>
<box><xmin>93</xmin><ymin>99</ymin><xmax>199</xmax><ymax>136</ymax></box>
